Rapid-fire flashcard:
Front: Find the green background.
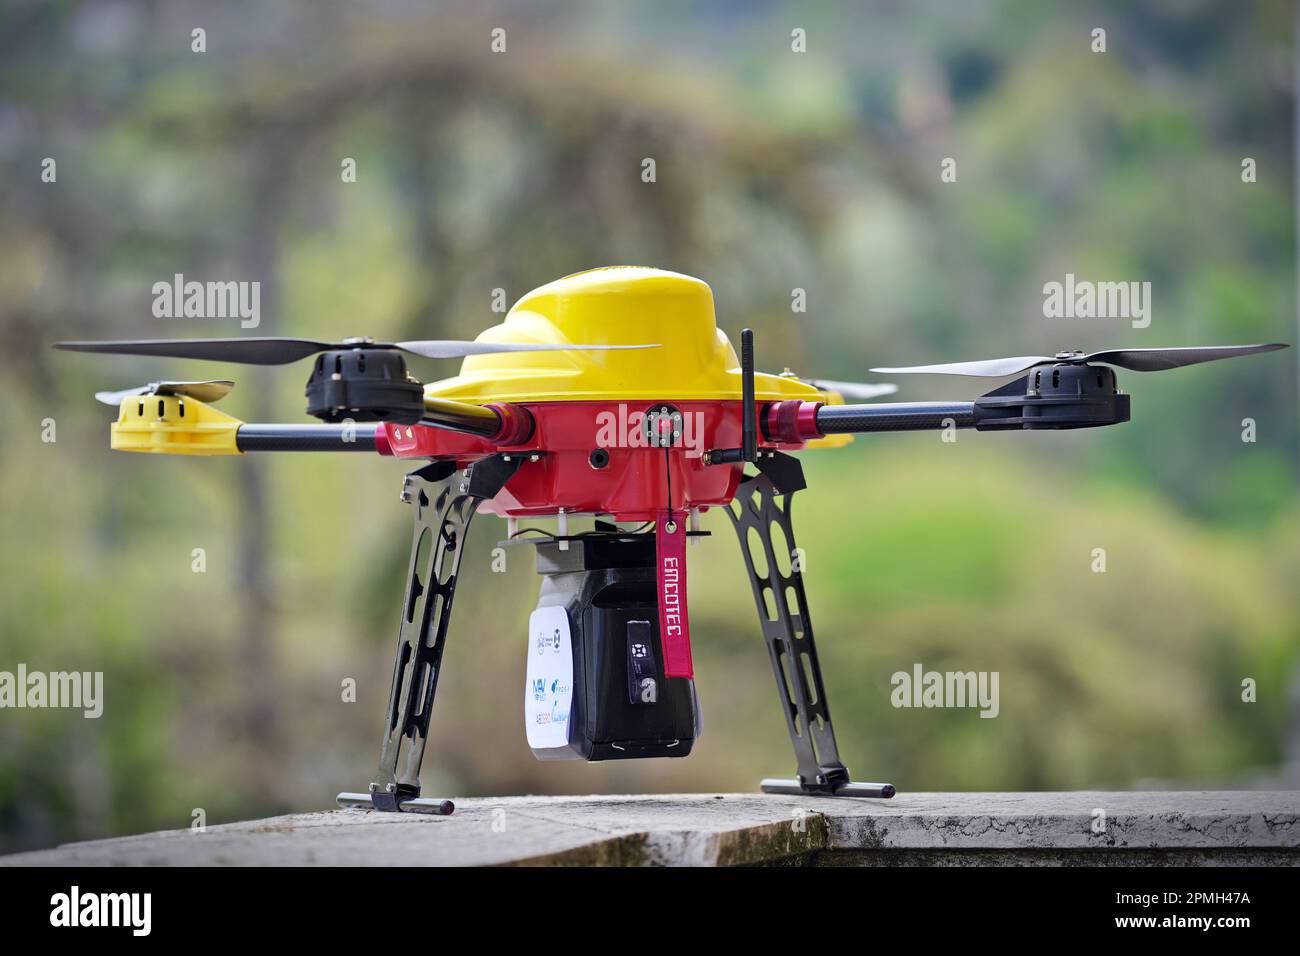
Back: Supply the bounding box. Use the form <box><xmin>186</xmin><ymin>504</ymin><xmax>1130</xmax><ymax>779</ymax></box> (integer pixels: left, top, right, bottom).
<box><xmin>0</xmin><ymin>0</ymin><xmax>1296</xmax><ymax>852</ymax></box>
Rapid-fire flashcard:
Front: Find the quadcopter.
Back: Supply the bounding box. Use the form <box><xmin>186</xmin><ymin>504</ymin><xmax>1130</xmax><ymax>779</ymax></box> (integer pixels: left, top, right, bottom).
<box><xmin>56</xmin><ymin>266</ymin><xmax>1287</xmax><ymax>813</ymax></box>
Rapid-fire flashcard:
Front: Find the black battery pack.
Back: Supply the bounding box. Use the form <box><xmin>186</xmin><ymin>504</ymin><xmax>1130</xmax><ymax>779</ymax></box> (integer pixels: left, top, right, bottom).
<box><xmin>524</xmin><ymin>534</ymin><xmax>699</xmax><ymax>761</ymax></box>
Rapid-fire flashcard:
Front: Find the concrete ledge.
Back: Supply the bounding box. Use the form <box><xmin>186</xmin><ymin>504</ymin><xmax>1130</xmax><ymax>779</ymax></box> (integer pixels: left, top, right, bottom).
<box><xmin>3</xmin><ymin>791</ymin><xmax>1297</xmax><ymax>867</ymax></box>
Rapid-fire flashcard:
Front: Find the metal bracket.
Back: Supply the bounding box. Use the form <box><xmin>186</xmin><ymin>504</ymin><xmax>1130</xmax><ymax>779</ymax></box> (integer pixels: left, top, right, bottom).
<box><xmin>728</xmin><ymin>465</ymin><xmax>894</xmax><ymax>799</ymax></box>
<box><xmin>752</xmin><ymin>449</ymin><xmax>807</xmax><ymax>494</ymax></box>
<box><xmin>338</xmin><ymin>453</ymin><xmax>522</xmax><ymax>814</ymax></box>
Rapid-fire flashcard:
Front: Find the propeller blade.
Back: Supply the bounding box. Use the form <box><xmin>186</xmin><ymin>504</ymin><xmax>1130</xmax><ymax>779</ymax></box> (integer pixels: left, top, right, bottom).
<box><xmin>1083</xmin><ymin>343</ymin><xmax>1288</xmax><ymax>371</ymax></box>
<box><xmin>804</xmin><ymin>379</ymin><xmax>899</xmax><ymax>400</ymax></box>
<box><xmin>94</xmin><ymin>380</ymin><xmax>236</xmax><ymax>405</ymax></box>
<box><xmin>870</xmin><ymin>356</ymin><xmax>1053</xmax><ymax>377</ymax></box>
<box><xmin>58</xmin><ymin>338</ymin><xmax>335</xmax><ymax>365</ymax></box>
<box><xmin>394</xmin><ymin>340</ymin><xmax>659</xmax><ymax>358</ymax></box>
<box><xmin>95</xmin><ymin>386</ymin><xmax>149</xmax><ymax>405</ymax></box>
<box><xmin>57</xmin><ymin>337</ymin><xmax>661</xmax><ymax>365</ymax></box>
<box><xmin>872</xmin><ymin>343</ymin><xmax>1288</xmax><ymax>377</ymax></box>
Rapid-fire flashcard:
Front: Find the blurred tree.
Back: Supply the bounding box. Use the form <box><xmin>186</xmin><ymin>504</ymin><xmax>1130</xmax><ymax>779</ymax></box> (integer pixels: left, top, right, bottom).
<box><xmin>0</xmin><ymin>0</ymin><xmax>1295</xmax><ymax>852</ymax></box>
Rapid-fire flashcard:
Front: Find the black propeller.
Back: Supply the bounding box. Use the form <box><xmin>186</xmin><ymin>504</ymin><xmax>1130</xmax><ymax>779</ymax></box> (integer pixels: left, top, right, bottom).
<box><xmin>871</xmin><ymin>343</ymin><xmax>1288</xmax><ymax>378</ymax></box>
<box><xmin>55</xmin><ymin>336</ymin><xmax>659</xmax><ymax>366</ymax></box>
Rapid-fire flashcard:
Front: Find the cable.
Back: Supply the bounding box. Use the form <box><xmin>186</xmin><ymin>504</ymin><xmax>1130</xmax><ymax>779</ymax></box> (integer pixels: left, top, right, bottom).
<box><xmin>508</xmin><ymin>527</ymin><xmax>556</xmax><ymax>540</ymax></box>
<box><xmin>508</xmin><ymin>520</ymin><xmax>656</xmax><ymax>541</ymax></box>
<box><xmin>664</xmin><ymin>446</ymin><xmax>673</xmax><ymax>519</ymax></box>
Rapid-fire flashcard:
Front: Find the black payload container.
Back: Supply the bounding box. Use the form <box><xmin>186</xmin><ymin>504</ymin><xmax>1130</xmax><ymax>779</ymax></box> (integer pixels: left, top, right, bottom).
<box><xmin>525</xmin><ymin>533</ymin><xmax>699</xmax><ymax>761</ymax></box>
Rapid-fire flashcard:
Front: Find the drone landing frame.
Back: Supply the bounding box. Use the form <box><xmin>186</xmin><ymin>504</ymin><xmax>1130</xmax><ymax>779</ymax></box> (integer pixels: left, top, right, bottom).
<box><xmin>337</xmin><ymin>452</ymin><xmax>523</xmax><ymax>815</ymax></box>
<box><xmin>729</xmin><ymin>453</ymin><xmax>894</xmax><ymax>799</ymax></box>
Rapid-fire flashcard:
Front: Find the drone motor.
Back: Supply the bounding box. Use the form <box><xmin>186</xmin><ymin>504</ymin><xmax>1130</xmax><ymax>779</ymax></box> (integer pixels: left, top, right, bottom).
<box><xmin>304</xmin><ymin>348</ymin><xmax>426</xmax><ymax>425</ymax></box>
<box><xmin>974</xmin><ymin>362</ymin><xmax>1131</xmax><ymax>430</ymax></box>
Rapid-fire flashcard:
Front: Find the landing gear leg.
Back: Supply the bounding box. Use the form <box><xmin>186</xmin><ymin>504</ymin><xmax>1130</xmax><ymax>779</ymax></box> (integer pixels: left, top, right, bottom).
<box><xmin>338</xmin><ymin>453</ymin><xmax>522</xmax><ymax>814</ymax></box>
<box><xmin>727</xmin><ymin>452</ymin><xmax>895</xmax><ymax>799</ymax></box>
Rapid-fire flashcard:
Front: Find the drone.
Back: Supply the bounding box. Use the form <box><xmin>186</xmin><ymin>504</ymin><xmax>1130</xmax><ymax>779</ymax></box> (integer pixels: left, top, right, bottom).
<box><xmin>56</xmin><ymin>266</ymin><xmax>1287</xmax><ymax>814</ymax></box>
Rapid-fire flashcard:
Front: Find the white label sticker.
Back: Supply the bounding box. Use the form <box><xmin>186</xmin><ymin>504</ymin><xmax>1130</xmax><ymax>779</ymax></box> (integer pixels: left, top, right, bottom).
<box><xmin>525</xmin><ymin>606</ymin><xmax>574</xmax><ymax>750</ymax></box>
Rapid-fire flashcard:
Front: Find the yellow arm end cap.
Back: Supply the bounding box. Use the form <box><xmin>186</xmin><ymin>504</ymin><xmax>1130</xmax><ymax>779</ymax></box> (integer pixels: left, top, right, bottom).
<box><xmin>110</xmin><ymin>393</ymin><xmax>244</xmax><ymax>455</ymax></box>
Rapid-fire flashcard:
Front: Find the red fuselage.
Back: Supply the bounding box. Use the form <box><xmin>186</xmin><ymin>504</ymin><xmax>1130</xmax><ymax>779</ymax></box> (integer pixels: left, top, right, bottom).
<box><xmin>381</xmin><ymin>399</ymin><xmax>807</xmax><ymax>521</ymax></box>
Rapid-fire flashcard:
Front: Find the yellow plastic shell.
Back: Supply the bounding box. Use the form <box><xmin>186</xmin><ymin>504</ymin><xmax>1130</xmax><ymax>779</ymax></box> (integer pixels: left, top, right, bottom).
<box><xmin>427</xmin><ymin>267</ymin><xmax>831</xmax><ymax>406</ymax></box>
<box><xmin>110</xmin><ymin>393</ymin><xmax>243</xmax><ymax>455</ymax></box>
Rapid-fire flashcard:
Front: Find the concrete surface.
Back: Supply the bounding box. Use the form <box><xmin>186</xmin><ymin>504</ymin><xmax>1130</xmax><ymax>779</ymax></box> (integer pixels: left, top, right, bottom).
<box><xmin>3</xmin><ymin>791</ymin><xmax>1297</xmax><ymax>866</ymax></box>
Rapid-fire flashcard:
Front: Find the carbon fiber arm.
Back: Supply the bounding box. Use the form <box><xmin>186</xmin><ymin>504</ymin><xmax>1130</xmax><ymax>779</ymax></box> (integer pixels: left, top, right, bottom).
<box><xmin>815</xmin><ymin>401</ymin><xmax>978</xmax><ymax>433</ymax></box>
<box><xmin>235</xmin><ymin>423</ymin><xmax>381</xmax><ymax>451</ymax></box>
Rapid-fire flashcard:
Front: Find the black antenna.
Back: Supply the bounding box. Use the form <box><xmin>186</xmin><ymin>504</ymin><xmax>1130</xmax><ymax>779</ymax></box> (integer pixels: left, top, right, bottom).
<box><xmin>702</xmin><ymin>328</ymin><xmax>761</xmax><ymax>466</ymax></box>
<box><xmin>741</xmin><ymin>328</ymin><xmax>757</xmax><ymax>462</ymax></box>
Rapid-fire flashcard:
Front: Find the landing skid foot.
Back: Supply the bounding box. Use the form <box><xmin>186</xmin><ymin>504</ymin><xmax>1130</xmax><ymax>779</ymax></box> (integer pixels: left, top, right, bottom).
<box><xmin>759</xmin><ymin>778</ymin><xmax>895</xmax><ymax>799</ymax></box>
<box><xmin>336</xmin><ymin>791</ymin><xmax>455</xmax><ymax>815</ymax></box>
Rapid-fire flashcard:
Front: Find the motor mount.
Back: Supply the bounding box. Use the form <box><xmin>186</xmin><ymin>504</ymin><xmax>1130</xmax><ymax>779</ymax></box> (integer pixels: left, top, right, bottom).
<box><xmin>974</xmin><ymin>362</ymin><xmax>1131</xmax><ymax>430</ymax></box>
<box><xmin>304</xmin><ymin>348</ymin><xmax>425</xmax><ymax>424</ymax></box>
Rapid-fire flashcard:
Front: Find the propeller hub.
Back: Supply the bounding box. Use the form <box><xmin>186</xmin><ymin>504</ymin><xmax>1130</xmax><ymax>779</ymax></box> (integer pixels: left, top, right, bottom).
<box><xmin>1053</xmin><ymin>350</ymin><xmax>1086</xmax><ymax>361</ymax></box>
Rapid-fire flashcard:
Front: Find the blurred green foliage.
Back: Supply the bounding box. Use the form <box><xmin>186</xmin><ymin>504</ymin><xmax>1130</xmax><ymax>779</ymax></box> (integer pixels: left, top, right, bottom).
<box><xmin>0</xmin><ymin>0</ymin><xmax>1297</xmax><ymax>851</ymax></box>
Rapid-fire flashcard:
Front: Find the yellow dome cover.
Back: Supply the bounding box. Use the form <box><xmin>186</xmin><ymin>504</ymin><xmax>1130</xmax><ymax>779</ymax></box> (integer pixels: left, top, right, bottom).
<box><xmin>423</xmin><ymin>267</ymin><xmax>824</xmax><ymax>404</ymax></box>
